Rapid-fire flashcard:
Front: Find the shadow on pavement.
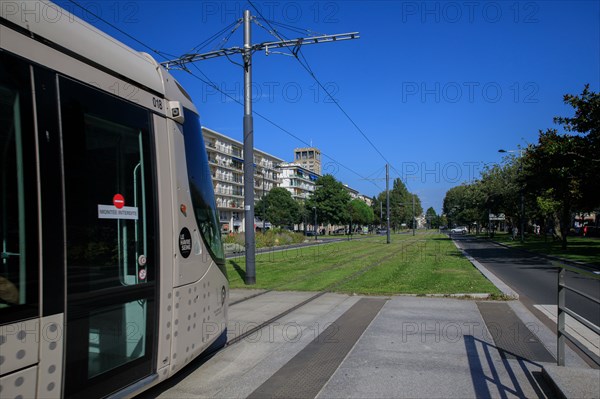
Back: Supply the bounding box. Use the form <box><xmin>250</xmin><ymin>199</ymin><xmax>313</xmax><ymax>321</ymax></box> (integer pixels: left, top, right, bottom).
<box><xmin>464</xmin><ymin>335</ymin><xmax>555</xmax><ymax>398</ymax></box>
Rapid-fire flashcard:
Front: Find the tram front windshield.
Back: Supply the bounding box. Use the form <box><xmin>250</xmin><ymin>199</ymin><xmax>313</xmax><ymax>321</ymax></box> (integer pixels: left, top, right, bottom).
<box><xmin>181</xmin><ymin>108</ymin><xmax>225</xmax><ymax>266</ymax></box>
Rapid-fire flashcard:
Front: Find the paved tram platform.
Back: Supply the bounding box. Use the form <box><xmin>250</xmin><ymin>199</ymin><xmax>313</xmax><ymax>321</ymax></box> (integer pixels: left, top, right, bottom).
<box><xmin>142</xmin><ymin>289</ymin><xmax>599</xmax><ymax>398</ymax></box>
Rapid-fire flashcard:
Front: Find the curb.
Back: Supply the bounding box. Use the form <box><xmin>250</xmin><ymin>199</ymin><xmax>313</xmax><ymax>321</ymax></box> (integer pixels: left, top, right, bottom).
<box><xmin>451</xmin><ymin>239</ymin><xmax>519</xmax><ymax>299</ymax></box>
<box><xmin>393</xmin><ymin>293</ymin><xmax>492</xmax><ymax>299</ymax></box>
<box><xmin>542</xmin><ymin>364</ymin><xmax>600</xmax><ymax>399</ymax></box>
<box><xmin>542</xmin><ymin>366</ymin><xmax>567</xmax><ymax>399</ymax></box>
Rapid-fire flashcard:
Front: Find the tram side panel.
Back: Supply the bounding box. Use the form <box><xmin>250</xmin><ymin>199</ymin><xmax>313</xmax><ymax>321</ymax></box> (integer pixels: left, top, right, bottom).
<box><xmin>152</xmin><ymin>114</ymin><xmax>175</xmax><ymax>381</ymax></box>
<box><xmin>167</xmin><ymin>119</ymin><xmax>228</xmax><ymax>376</ymax></box>
<box><xmin>1</xmin><ymin>4</ymin><xmax>228</xmax><ymax>396</ymax></box>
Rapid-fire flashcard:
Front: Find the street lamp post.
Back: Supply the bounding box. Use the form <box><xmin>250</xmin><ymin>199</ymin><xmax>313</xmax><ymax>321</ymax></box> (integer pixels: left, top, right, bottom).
<box><xmin>499</xmin><ymin>148</ymin><xmax>525</xmax><ymax>243</ymax></box>
<box><xmin>412</xmin><ymin>194</ymin><xmax>415</xmax><ymax>236</ymax></box>
<box><xmin>313</xmin><ymin>206</ymin><xmax>318</xmax><ymax>241</ymax></box>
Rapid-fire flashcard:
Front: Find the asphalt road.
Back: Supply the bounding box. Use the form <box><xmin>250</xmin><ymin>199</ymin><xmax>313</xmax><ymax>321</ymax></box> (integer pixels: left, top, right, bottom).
<box><xmin>453</xmin><ymin>235</ymin><xmax>600</xmax><ymax>326</ymax></box>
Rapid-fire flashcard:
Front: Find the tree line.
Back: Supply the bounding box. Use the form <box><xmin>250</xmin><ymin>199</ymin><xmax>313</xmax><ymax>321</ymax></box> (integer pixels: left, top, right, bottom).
<box><xmin>255</xmin><ymin>174</ymin><xmax>376</xmax><ymax>232</ymax></box>
<box><xmin>369</xmin><ymin>178</ymin><xmax>431</xmax><ymax>230</ymax></box>
<box><xmin>255</xmin><ymin>173</ymin><xmax>428</xmax><ymax>232</ymax></box>
<box><xmin>443</xmin><ymin>85</ymin><xmax>600</xmax><ymax>248</ymax></box>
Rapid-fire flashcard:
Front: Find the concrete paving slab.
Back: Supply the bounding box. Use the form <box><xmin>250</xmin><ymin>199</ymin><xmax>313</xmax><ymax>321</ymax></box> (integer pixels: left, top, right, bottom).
<box><xmin>317</xmin><ymin>296</ymin><xmax>548</xmax><ymax>399</ymax></box>
<box><xmin>543</xmin><ymin>363</ymin><xmax>600</xmax><ymax>399</ymax></box>
<box><xmin>227</xmin><ymin>290</ymin><xmax>318</xmax><ymax>326</ymax></box>
<box><xmin>248</xmin><ymin>298</ymin><xmax>386</xmax><ymax>399</ymax></box>
<box><xmin>143</xmin><ymin>292</ymin><xmax>595</xmax><ymax>399</ymax></box>
<box><xmin>151</xmin><ymin>292</ymin><xmax>360</xmax><ymax>398</ymax></box>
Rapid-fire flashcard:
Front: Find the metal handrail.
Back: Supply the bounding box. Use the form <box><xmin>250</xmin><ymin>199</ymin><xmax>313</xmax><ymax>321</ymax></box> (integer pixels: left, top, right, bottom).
<box><xmin>555</xmin><ymin>261</ymin><xmax>600</xmax><ymax>366</ymax></box>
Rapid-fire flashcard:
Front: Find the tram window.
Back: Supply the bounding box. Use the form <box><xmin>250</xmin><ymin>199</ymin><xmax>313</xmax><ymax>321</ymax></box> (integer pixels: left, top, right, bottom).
<box><xmin>87</xmin><ymin>299</ymin><xmax>148</xmax><ymax>379</ymax></box>
<box><xmin>0</xmin><ymin>54</ymin><xmax>39</xmax><ymax>322</ymax></box>
<box><xmin>61</xmin><ymin>78</ymin><xmax>155</xmax><ymax>293</ymax></box>
<box><xmin>181</xmin><ymin>108</ymin><xmax>225</xmax><ymax>266</ymax></box>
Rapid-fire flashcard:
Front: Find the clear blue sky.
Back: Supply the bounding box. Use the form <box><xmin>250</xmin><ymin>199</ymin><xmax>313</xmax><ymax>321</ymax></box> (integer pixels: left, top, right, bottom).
<box><xmin>56</xmin><ymin>0</ymin><xmax>599</xmax><ymax>213</ymax></box>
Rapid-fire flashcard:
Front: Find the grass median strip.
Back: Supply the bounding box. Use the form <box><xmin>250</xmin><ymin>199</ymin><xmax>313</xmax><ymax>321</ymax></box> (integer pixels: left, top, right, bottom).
<box><xmin>226</xmin><ymin>233</ymin><xmax>500</xmax><ymax>296</ymax></box>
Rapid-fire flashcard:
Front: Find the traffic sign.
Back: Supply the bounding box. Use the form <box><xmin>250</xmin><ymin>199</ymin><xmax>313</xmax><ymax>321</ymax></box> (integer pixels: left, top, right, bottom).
<box><xmin>113</xmin><ymin>194</ymin><xmax>125</xmax><ymax>209</ymax></box>
<box><xmin>489</xmin><ymin>213</ymin><xmax>506</xmax><ymax>221</ymax></box>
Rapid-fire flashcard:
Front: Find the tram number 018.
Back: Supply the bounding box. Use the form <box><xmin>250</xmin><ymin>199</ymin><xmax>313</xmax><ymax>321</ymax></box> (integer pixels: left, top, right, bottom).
<box><xmin>152</xmin><ymin>97</ymin><xmax>163</xmax><ymax>110</ymax></box>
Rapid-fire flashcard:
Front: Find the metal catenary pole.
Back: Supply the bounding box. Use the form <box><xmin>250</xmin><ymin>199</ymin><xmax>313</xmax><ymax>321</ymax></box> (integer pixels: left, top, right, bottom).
<box><xmin>386</xmin><ymin>163</ymin><xmax>390</xmax><ymax>244</ymax></box>
<box><xmin>162</xmin><ymin>12</ymin><xmax>358</xmax><ymax>284</ymax></box>
<box><xmin>242</xmin><ymin>10</ymin><xmax>256</xmax><ymax>284</ymax></box>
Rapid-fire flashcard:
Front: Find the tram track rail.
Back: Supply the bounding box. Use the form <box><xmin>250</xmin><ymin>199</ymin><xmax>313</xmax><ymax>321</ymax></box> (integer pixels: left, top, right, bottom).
<box><xmin>227</xmin><ymin>237</ymin><xmax>385</xmax><ymax>306</ymax></box>
<box><xmin>143</xmin><ymin>234</ymin><xmax>445</xmax><ymax>396</ymax></box>
<box><xmin>220</xmin><ymin>241</ymin><xmax>415</xmax><ymax>352</ymax></box>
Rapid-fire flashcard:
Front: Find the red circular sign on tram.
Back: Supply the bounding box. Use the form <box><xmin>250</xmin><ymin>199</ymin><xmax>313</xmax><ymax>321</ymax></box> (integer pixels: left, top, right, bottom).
<box><xmin>113</xmin><ymin>194</ymin><xmax>125</xmax><ymax>209</ymax></box>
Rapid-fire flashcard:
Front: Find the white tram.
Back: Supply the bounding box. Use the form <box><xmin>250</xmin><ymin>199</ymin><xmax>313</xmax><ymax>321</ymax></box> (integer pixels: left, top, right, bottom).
<box><xmin>0</xmin><ymin>1</ymin><xmax>228</xmax><ymax>397</ymax></box>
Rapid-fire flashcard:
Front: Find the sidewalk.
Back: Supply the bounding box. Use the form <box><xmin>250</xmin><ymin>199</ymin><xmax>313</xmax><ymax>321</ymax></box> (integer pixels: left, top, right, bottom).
<box><xmin>455</xmin><ymin>236</ymin><xmax>600</xmax><ymax>398</ymax></box>
<box><xmin>318</xmin><ymin>296</ymin><xmax>554</xmax><ymax>399</ymax></box>
<box><xmin>145</xmin><ymin>290</ymin><xmax>599</xmax><ymax>398</ymax></box>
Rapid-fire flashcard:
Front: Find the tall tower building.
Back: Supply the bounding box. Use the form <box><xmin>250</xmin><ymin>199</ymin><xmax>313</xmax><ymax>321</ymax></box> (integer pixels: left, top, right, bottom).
<box><xmin>293</xmin><ymin>147</ymin><xmax>321</xmax><ymax>175</ymax></box>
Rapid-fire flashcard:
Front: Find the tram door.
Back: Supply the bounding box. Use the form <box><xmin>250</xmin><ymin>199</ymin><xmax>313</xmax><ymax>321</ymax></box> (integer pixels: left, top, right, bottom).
<box><xmin>60</xmin><ymin>77</ymin><xmax>157</xmax><ymax>398</ymax></box>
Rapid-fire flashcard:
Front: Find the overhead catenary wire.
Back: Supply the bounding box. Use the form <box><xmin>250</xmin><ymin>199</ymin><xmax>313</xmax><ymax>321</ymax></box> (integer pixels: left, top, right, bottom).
<box><xmin>247</xmin><ymin>0</ymin><xmax>415</xmax><ymax>201</ymax></box>
<box><xmin>68</xmin><ymin>0</ymin><xmax>383</xmax><ymax>192</ymax></box>
<box><xmin>247</xmin><ymin>6</ymin><xmax>427</xmax><ymax>212</ymax></box>
<box><xmin>188</xmin><ymin>19</ymin><xmax>241</xmax><ymax>54</ymax></box>
<box><xmin>246</xmin><ymin>0</ymin><xmax>394</xmax><ymax>169</ymax></box>
<box><xmin>188</xmin><ymin>64</ymin><xmax>384</xmax><ymax>192</ymax></box>
<box><xmin>66</xmin><ymin>0</ymin><xmax>178</xmax><ymax>60</ymax></box>
<box><xmin>211</xmin><ymin>19</ymin><xmax>244</xmax><ymax>51</ymax></box>
<box><xmin>256</xmin><ymin>17</ymin><xmax>325</xmax><ymax>37</ymax></box>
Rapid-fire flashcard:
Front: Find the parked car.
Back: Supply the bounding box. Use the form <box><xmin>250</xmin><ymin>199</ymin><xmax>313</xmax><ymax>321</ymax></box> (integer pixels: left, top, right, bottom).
<box><xmin>304</xmin><ymin>230</ymin><xmax>317</xmax><ymax>236</ymax></box>
<box><xmin>450</xmin><ymin>226</ymin><xmax>468</xmax><ymax>234</ymax></box>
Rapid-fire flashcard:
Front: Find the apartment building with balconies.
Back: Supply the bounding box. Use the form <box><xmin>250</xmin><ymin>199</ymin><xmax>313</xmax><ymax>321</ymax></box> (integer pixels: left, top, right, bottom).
<box><xmin>202</xmin><ymin>127</ymin><xmax>284</xmax><ymax>233</ymax></box>
<box><xmin>277</xmin><ymin>163</ymin><xmax>321</xmax><ymax>201</ymax></box>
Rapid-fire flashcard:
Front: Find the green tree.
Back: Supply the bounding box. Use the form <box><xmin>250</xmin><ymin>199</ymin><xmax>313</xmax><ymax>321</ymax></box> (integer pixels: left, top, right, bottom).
<box><xmin>477</xmin><ymin>159</ymin><xmax>522</xmax><ymax>231</ymax></box>
<box><xmin>524</xmin><ymin>85</ymin><xmax>600</xmax><ymax>248</ymax></box>
<box><xmin>389</xmin><ymin>178</ymin><xmax>410</xmax><ymax>230</ymax></box>
<box><xmin>409</xmin><ymin>194</ymin><xmax>424</xmax><ymax>229</ymax></box>
<box><xmin>373</xmin><ymin>179</ymin><xmax>423</xmax><ymax>230</ymax></box>
<box><xmin>425</xmin><ymin>207</ymin><xmax>440</xmax><ymax>229</ymax></box>
<box><xmin>443</xmin><ymin>184</ymin><xmax>485</xmax><ymax>230</ymax></box>
<box><xmin>306</xmin><ymin>174</ymin><xmax>351</xmax><ymax>226</ymax></box>
<box><xmin>349</xmin><ymin>199</ymin><xmax>375</xmax><ymax>226</ymax></box>
<box><xmin>255</xmin><ymin>187</ymin><xmax>301</xmax><ymax>228</ymax></box>
<box><xmin>371</xmin><ymin>195</ymin><xmax>383</xmax><ymax>226</ymax></box>
<box><xmin>524</xmin><ymin>130</ymin><xmax>585</xmax><ymax>248</ymax></box>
